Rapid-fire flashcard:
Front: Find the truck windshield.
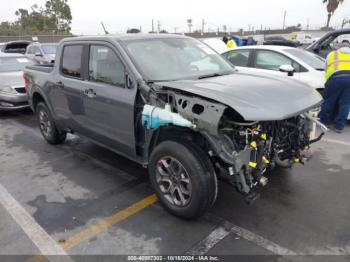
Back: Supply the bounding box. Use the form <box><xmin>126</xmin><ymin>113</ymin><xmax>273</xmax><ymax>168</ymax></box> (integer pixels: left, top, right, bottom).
<box><xmin>284</xmin><ymin>48</ymin><xmax>325</xmax><ymax>70</ymax></box>
<box><xmin>0</xmin><ymin>57</ymin><xmax>34</xmax><ymax>72</ymax></box>
<box><xmin>123</xmin><ymin>38</ymin><xmax>235</xmax><ymax>81</ymax></box>
<box><xmin>42</xmin><ymin>45</ymin><xmax>57</xmax><ymax>54</ymax></box>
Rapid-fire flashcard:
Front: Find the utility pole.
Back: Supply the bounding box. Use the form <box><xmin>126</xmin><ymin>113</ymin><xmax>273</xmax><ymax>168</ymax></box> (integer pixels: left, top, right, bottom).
<box><xmin>187</xmin><ymin>19</ymin><xmax>193</xmax><ymax>33</ymax></box>
<box><xmin>201</xmin><ymin>19</ymin><xmax>205</xmax><ymax>35</ymax></box>
<box><xmin>307</xmin><ymin>18</ymin><xmax>310</xmax><ymax>30</ymax></box>
<box><xmin>157</xmin><ymin>21</ymin><xmax>161</xmax><ymax>33</ymax></box>
<box><xmin>283</xmin><ymin>10</ymin><xmax>287</xmax><ymax>30</ymax></box>
<box><xmin>152</xmin><ymin>19</ymin><xmax>154</xmax><ymax>33</ymax></box>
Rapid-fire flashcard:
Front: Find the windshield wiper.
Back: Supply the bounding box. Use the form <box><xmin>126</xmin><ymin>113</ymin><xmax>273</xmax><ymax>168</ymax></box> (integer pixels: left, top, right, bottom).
<box><xmin>197</xmin><ymin>73</ymin><xmax>224</xmax><ymax>80</ymax></box>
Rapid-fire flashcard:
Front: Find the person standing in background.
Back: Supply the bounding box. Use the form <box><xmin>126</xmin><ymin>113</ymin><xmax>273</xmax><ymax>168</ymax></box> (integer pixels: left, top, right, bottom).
<box><xmin>319</xmin><ymin>47</ymin><xmax>350</xmax><ymax>133</ymax></box>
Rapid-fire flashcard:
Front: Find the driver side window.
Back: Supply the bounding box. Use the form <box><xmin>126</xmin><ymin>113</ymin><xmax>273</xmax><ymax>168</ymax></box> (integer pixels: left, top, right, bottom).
<box><xmin>89</xmin><ymin>45</ymin><xmax>126</xmax><ymax>87</ymax></box>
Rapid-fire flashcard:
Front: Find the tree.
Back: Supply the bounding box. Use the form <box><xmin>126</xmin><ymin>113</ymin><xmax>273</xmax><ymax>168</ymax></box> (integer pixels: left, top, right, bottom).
<box><xmin>0</xmin><ymin>0</ymin><xmax>72</xmax><ymax>35</ymax></box>
<box><xmin>44</xmin><ymin>0</ymin><xmax>72</xmax><ymax>32</ymax></box>
<box><xmin>323</xmin><ymin>0</ymin><xmax>344</xmax><ymax>28</ymax></box>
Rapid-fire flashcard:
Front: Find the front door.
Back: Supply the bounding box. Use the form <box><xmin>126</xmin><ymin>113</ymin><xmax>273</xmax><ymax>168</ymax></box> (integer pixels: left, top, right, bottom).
<box><xmin>252</xmin><ymin>50</ymin><xmax>303</xmax><ymax>81</ymax></box>
<box><xmin>80</xmin><ymin>43</ymin><xmax>137</xmax><ymax>159</ymax></box>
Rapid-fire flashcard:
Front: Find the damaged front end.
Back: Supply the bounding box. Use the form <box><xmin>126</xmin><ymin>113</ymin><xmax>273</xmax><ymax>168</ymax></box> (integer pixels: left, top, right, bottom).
<box><xmin>140</xmin><ymin>84</ymin><xmax>325</xmax><ymax>203</ymax></box>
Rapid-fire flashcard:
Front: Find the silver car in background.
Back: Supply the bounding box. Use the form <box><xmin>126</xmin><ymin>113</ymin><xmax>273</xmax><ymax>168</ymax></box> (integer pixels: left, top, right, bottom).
<box><xmin>25</xmin><ymin>43</ymin><xmax>58</xmax><ymax>64</ymax></box>
<box><xmin>0</xmin><ymin>53</ymin><xmax>34</xmax><ymax>110</ymax></box>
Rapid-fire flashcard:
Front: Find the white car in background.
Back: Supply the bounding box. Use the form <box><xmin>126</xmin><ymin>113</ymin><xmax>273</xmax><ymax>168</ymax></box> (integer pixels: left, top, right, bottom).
<box><xmin>221</xmin><ymin>45</ymin><xmax>326</xmax><ymax>93</ymax></box>
<box><xmin>222</xmin><ymin>45</ymin><xmax>350</xmax><ymax>119</ymax></box>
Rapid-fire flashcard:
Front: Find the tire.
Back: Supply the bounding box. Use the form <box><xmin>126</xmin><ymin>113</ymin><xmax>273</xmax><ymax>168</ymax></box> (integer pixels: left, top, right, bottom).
<box><xmin>36</xmin><ymin>102</ymin><xmax>66</xmax><ymax>145</ymax></box>
<box><xmin>149</xmin><ymin>140</ymin><xmax>217</xmax><ymax>219</ymax></box>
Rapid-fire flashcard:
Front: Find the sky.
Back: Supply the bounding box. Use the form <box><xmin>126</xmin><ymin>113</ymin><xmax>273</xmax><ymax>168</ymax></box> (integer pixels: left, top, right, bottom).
<box><xmin>1</xmin><ymin>0</ymin><xmax>350</xmax><ymax>35</ymax></box>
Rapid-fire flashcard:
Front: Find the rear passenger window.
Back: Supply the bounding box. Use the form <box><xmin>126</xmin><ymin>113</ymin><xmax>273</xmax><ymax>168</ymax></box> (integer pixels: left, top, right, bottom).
<box><xmin>61</xmin><ymin>45</ymin><xmax>83</xmax><ymax>78</ymax></box>
<box><xmin>89</xmin><ymin>45</ymin><xmax>125</xmax><ymax>87</ymax></box>
<box><xmin>224</xmin><ymin>50</ymin><xmax>250</xmax><ymax>67</ymax></box>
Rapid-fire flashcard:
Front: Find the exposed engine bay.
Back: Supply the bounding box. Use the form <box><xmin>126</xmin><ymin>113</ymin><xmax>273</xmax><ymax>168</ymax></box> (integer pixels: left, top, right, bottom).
<box><xmin>139</xmin><ymin>83</ymin><xmax>326</xmax><ymax>203</ymax></box>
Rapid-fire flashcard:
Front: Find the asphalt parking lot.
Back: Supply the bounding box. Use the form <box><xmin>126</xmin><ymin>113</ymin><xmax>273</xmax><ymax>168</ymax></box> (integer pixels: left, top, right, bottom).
<box><xmin>0</xmin><ymin>110</ymin><xmax>350</xmax><ymax>261</ymax></box>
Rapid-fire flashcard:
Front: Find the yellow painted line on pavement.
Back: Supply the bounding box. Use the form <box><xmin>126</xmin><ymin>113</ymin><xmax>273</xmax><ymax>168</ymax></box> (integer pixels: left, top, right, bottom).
<box><xmin>59</xmin><ymin>194</ymin><xmax>158</xmax><ymax>251</ymax></box>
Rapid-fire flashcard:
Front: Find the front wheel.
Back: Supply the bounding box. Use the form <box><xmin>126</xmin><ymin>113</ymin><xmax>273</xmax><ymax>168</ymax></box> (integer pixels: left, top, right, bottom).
<box><xmin>149</xmin><ymin>140</ymin><xmax>217</xmax><ymax>219</ymax></box>
<box><xmin>36</xmin><ymin>102</ymin><xmax>66</xmax><ymax>145</ymax></box>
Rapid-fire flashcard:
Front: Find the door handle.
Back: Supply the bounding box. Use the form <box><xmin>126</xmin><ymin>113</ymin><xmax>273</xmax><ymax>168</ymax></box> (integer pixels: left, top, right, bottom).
<box><xmin>56</xmin><ymin>81</ymin><xmax>64</xmax><ymax>88</ymax></box>
<box><xmin>84</xmin><ymin>88</ymin><xmax>97</xmax><ymax>98</ymax></box>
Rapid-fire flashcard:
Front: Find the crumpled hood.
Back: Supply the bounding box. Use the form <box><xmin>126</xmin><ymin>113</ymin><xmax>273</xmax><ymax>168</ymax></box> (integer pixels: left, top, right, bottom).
<box><xmin>0</xmin><ymin>71</ymin><xmax>24</xmax><ymax>87</ymax></box>
<box><xmin>157</xmin><ymin>72</ymin><xmax>322</xmax><ymax>121</ymax></box>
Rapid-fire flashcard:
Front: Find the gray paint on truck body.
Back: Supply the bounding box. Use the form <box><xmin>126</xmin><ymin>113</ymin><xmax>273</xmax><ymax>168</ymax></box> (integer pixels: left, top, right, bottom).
<box><xmin>25</xmin><ymin>34</ymin><xmax>322</xmax><ymax>165</ymax></box>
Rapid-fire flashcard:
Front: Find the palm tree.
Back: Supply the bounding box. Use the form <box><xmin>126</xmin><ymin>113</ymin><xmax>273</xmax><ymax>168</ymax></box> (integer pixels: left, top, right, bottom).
<box><xmin>323</xmin><ymin>0</ymin><xmax>344</xmax><ymax>28</ymax></box>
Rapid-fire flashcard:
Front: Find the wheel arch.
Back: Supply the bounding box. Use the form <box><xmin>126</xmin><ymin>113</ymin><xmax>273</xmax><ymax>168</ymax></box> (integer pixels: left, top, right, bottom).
<box><xmin>147</xmin><ymin>126</ymin><xmax>210</xmax><ymax>160</ymax></box>
<box><xmin>32</xmin><ymin>92</ymin><xmax>46</xmax><ymax>111</ymax></box>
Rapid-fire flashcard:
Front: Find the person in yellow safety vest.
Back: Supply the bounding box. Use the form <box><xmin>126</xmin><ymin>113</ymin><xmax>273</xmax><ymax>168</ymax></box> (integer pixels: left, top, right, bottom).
<box><xmin>318</xmin><ymin>47</ymin><xmax>350</xmax><ymax>133</ymax></box>
<box><xmin>222</xmin><ymin>36</ymin><xmax>236</xmax><ymax>48</ymax></box>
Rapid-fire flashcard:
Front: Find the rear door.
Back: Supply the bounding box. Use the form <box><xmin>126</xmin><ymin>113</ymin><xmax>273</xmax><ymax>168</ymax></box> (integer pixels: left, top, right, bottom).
<box><xmin>80</xmin><ymin>42</ymin><xmax>137</xmax><ymax>158</ymax></box>
<box><xmin>222</xmin><ymin>49</ymin><xmax>255</xmax><ymax>74</ymax></box>
<box><xmin>49</xmin><ymin>44</ymin><xmax>87</xmax><ymax>132</ymax></box>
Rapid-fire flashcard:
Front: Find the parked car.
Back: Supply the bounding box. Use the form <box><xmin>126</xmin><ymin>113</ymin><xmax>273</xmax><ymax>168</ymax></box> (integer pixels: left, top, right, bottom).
<box><xmin>1</xmin><ymin>40</ymin><xmax>31</xmax><ymax>54</ymax></box>
<box><xmin>289</xmin><ymin>32</ymin><xmax>314</xmax><ymax>45</ymax></box>
<box><xmin>25</xmin><ymin>42</ymin><xmax>58</xmax><ymax>64</ymax></box>
<box><xmin>222</xmin><ymin>45</ymin><xmax>326</xmax><ymax>93</ymax></box>
<box><xmin>263</xmin><ymin>36</ymin><xmax>300</xmax><ymax>47</ymax></box>
<box><xmin>0</xmin><ymin>53</ymin><xmax>34</xmax><ymax>110</ymax></box>
<box><xmin>222</xmin><ymin>46</ymin><xmax>350</xmax><ymax>119</ymax></box>
<box><xmin>24</xmin><ymin>34</ymin><xmax>323</xmax><ymax>219</ymax></box>
<box><xmin>307</xmin><ymin>29</ymin><xmax>350</xmax><ymax>58</ymax></box>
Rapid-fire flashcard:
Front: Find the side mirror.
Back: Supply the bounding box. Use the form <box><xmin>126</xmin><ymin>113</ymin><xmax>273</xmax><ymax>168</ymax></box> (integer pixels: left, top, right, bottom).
<box><xmin>35</xmin><ymin>52</ymin><xmax>42</xmax><ymax>57</ymax></box>
<box><xmin>279</xmin><ymin>65</ymin><xmax>295</xmax><ymax>76</ymax></box>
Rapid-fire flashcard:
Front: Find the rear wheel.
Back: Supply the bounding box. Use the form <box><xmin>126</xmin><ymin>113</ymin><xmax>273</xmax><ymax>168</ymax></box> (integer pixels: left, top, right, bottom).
<box><xmin>36</xmin><ymin>102</ymin><xmax>66</xmax><ymax>145</ymax></box>
<box><xmin>149</xmin><ymin>140</ymin><xmax>217</xmax><ymax>219</ymax></box>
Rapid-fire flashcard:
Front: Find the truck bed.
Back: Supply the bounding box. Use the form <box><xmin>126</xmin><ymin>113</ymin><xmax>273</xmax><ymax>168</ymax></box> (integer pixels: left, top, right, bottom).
<box><xmin>26</xmin><ymin>64</ymin><xmax>54</xmax><ymax>74</ymax></box>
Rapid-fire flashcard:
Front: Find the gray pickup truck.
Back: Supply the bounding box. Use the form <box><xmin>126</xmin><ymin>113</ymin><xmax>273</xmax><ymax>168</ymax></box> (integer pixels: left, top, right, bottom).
<box><xmin>24</xmin><ymin>34</ymin><xmax>324</xmax><ymax>219</ymax></box>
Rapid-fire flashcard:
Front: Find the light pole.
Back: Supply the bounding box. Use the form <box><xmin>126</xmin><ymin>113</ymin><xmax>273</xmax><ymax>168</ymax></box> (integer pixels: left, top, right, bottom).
<box><xmin>187</xmin><ymin>19</ymin><xmax>193</xmax><ymax>33</ymax></box>
<box><xmin>201</xmin><ymin>19</ymin><xmax>206</xmax><ymax>35</ymax></box>
<box><xmin>283</xmin><ymin>10</ymin><xmax>287</xmax><ymax>30</ymax></box>
<box><xmin>157</xmin><ymin>21</ymin><xmax>161</xmax><ymax>33</ymax></box>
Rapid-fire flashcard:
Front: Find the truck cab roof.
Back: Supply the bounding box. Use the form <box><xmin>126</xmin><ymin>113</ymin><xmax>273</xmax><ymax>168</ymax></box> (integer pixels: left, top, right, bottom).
<box><xmin>60</xmin><ymin>34</ymin><xmax>189</xmax><ymax>43</ymax></box>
